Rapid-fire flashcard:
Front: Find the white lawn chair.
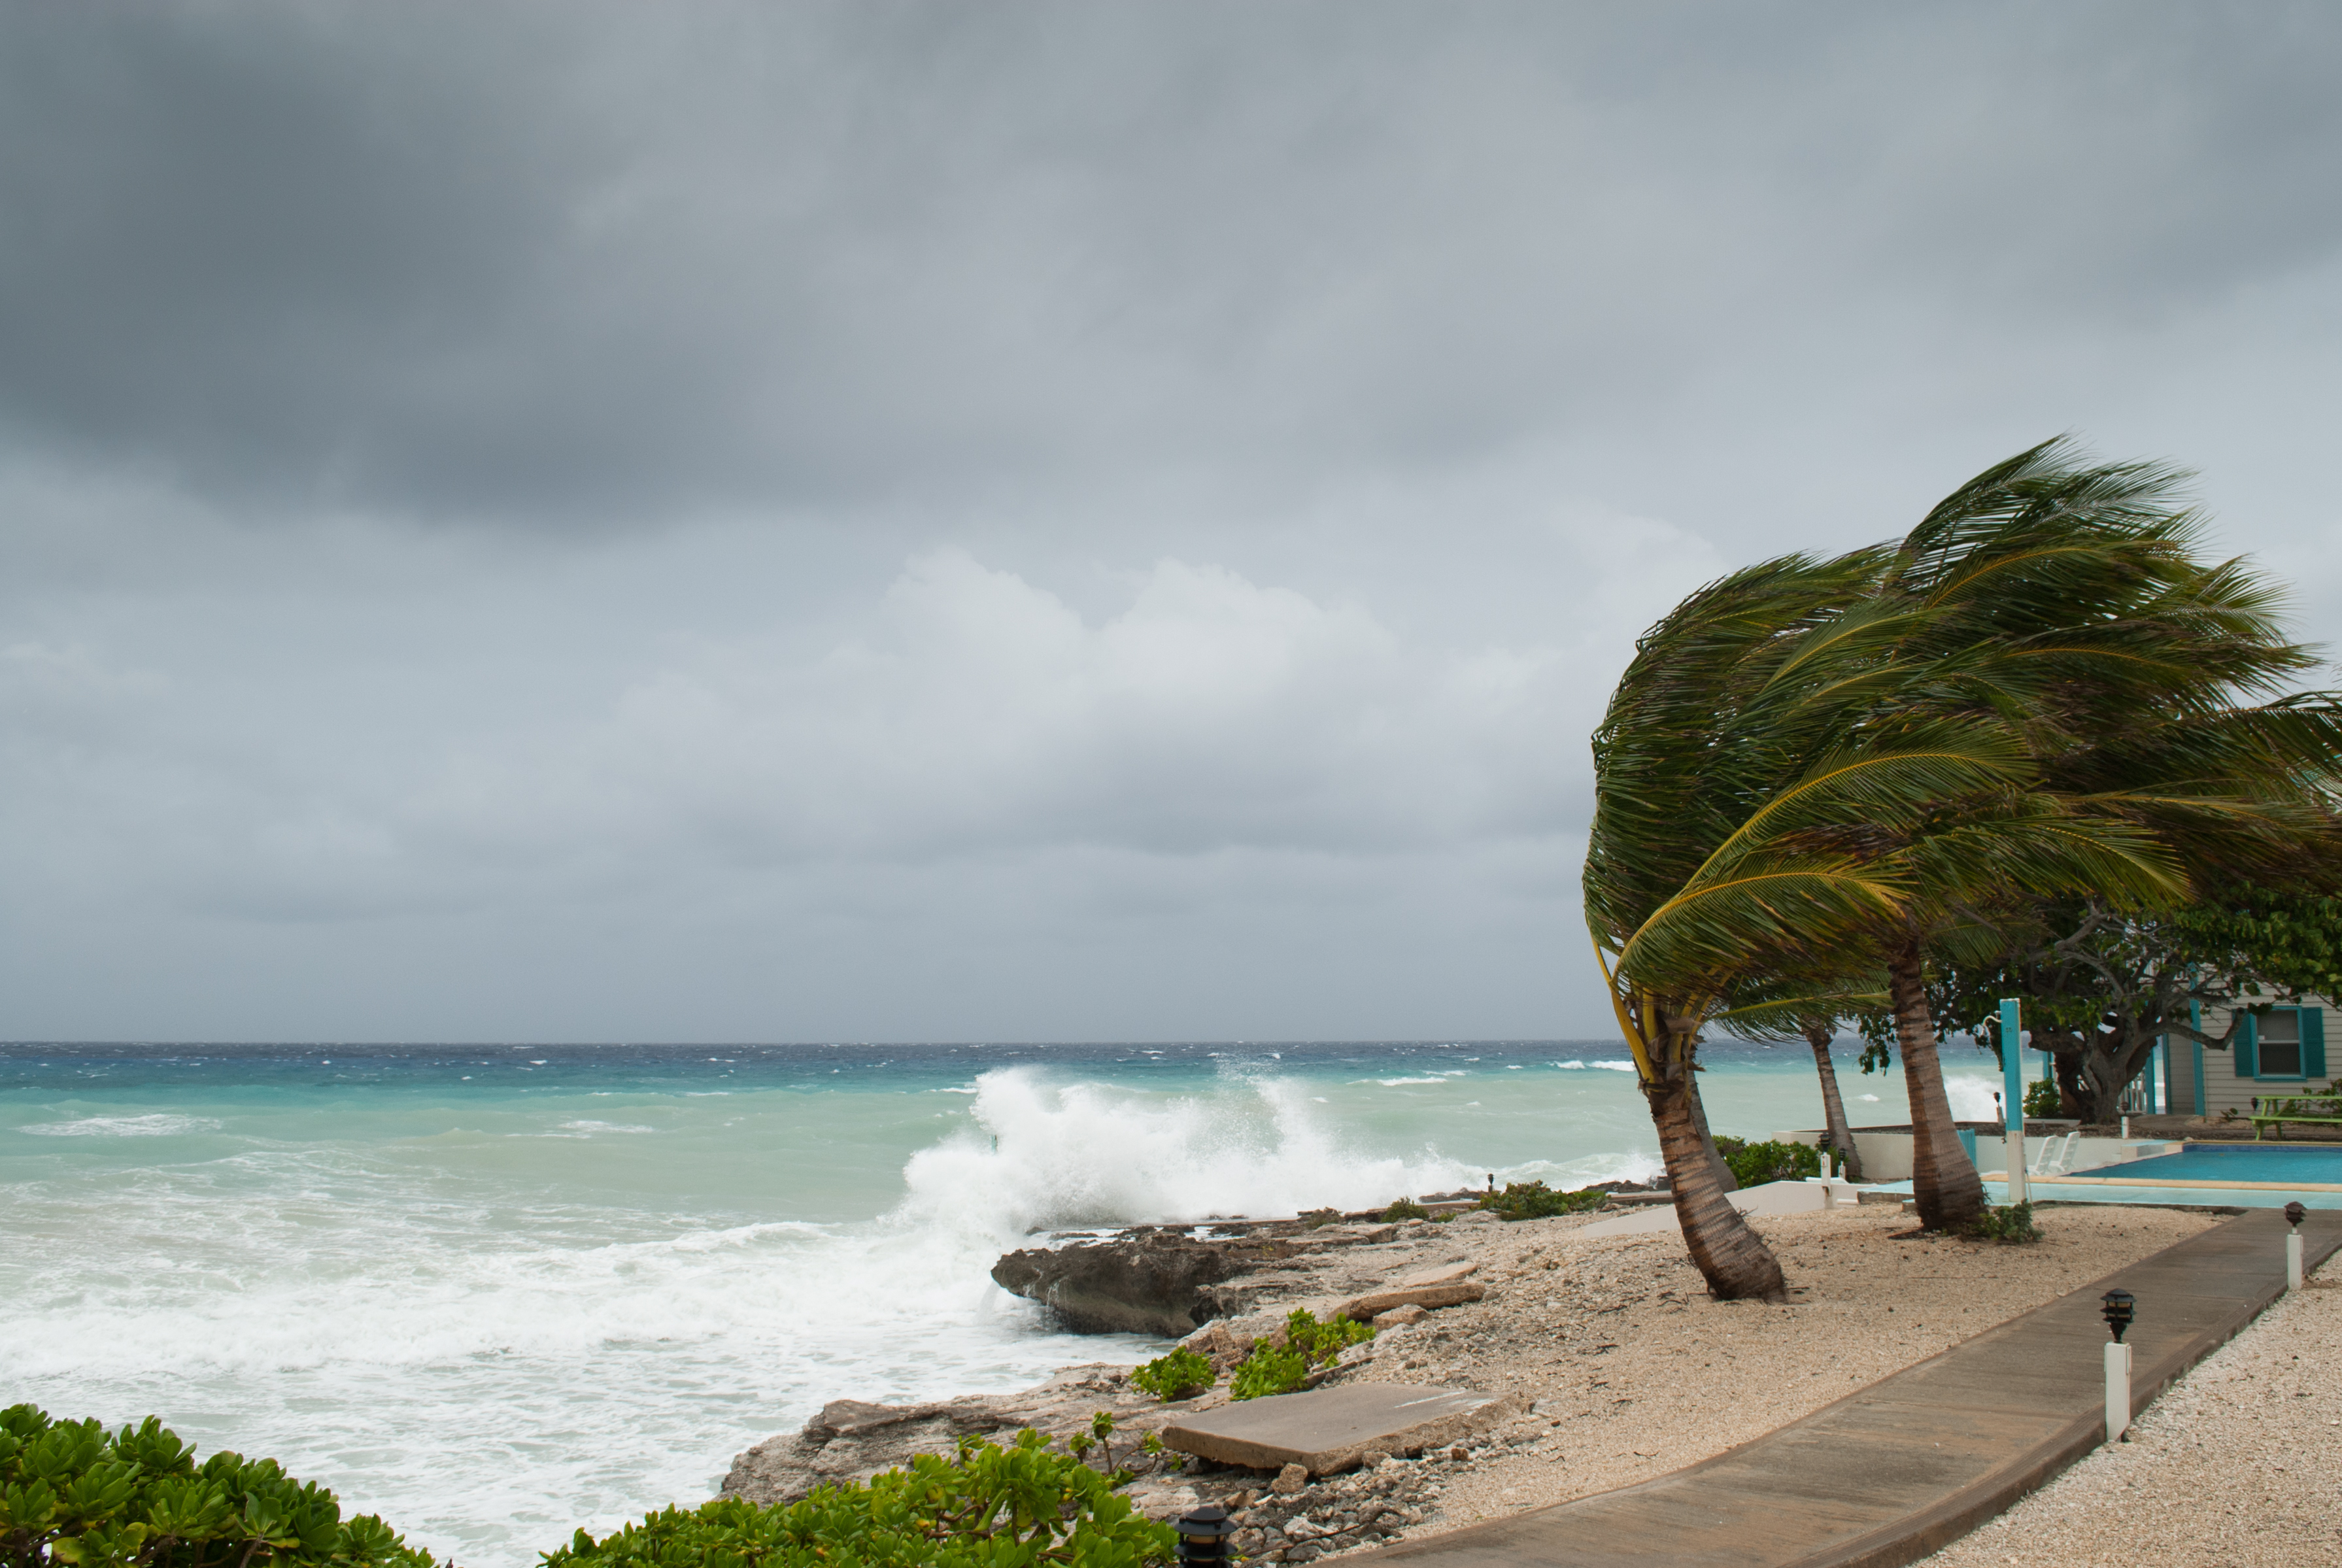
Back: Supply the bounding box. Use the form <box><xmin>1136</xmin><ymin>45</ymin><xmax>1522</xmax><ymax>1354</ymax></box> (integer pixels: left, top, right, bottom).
<box><xmin>2029</xmin><ymin>1131</ymin><xmax>2081</xmax><ymax>1178</ymax></box>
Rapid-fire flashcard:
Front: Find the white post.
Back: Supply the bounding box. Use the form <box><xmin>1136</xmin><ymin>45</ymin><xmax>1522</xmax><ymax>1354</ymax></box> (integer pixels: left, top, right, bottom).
<box><xmin>2121</xmin><ymin>1115</ymin><xmax>2130</xmax><ymax>1140</ymax></box>
<box><xmin>2288</xmin><ymin>1232</ymin><xmax>2305</xmax><ymax>1292</ymax></box>
<box><xmin>2005</xmin><ymin>1131</ymin><xmax>2028</xmax><ymax>1204</ymax></box>
<box><xmin>2104</xmin><ymin>1340</ymin><xmax>2131</xmax><ymax>1441</ymax></box>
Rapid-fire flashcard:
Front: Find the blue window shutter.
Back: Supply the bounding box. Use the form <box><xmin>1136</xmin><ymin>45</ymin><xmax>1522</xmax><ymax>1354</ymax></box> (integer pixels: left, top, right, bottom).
<box><xmin>2305</xmin><ymin>1006</ymin><xmax>2328</xmax><ymax>1081</ymax></box>
<box><xmin>2238</xmin><ymin>1012</ymin><xmax>2258</xmax><ymax>1078</ymax></box>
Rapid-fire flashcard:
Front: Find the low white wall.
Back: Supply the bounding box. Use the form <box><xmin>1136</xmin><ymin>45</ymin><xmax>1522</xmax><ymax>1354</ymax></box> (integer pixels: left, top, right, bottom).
<box><xmin>1771</xmin><ymin>1127</ymin><xmax>2174</xmax><ymax>1182</ymax></box>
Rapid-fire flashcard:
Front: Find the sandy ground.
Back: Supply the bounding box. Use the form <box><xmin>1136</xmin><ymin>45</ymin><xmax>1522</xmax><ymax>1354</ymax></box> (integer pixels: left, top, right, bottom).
<box><xmin>1329</xmin><ymin>1203</ymin><xmax>2217</xmax><ymax>1544</ymax></box>
<box><xmin>1918</xmin><ymin>1253</ymin><xmax>2342</xmax><ymax>1567</ymax></box>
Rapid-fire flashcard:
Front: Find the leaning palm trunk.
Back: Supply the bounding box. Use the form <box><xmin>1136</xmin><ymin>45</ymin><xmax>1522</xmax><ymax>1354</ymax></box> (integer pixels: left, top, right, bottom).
<box><xmin>1646</xmin><ymin>1039</ymin><xmax>1783</xmax><ymax>1300</ymax></box>
<box><xmin>1801</xmin><ymin>1021</ymin><xmax>1863</xmax><ymax>1181</ymax></box>
<box><xmin>1681</xmin><ymin>1070</ymin><xmax>1739</xmax><ymax>1193</ymax></box>
<box><xmin>1888</xmin><ymin>940</ymin><xmax>1985</xmax><ymax>1230</ymax></box>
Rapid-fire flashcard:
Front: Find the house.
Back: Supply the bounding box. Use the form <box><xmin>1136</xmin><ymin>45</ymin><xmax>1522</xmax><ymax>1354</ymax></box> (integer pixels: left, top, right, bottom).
<box><xmin>2144</xmin><ymin>997</ymin><xmax>2334</xmax><ymax>1117</ymax></box>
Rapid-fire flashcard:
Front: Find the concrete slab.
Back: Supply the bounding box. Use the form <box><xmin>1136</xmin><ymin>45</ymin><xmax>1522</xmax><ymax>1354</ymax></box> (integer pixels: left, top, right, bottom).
<box><xmin>1159</xmin><ymin>1382</ymin><xmax>1513</xmax><ymax>1475</ymax></box>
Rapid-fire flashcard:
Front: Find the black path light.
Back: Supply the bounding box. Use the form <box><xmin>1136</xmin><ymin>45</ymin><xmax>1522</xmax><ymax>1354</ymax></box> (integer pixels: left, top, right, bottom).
<box><xmin>2285</xmin><ymin>1201</ymin><xmax>2307</xmax><ymax>1291</ymax></box>
<box><xmin>2099</xmin><ymin>1288</ymin><xmax>2135</xmax><ymax>1442</ymax></box>
<box><xmin>1174</xmin><ymin>1505</ymin><xmax>1237</xmax><ymax>1568</ymax></box>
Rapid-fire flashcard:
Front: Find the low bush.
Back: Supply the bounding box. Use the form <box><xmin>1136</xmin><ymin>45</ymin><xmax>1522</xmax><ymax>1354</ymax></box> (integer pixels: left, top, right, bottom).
<box><xmin>1128</xmin><ymin>1349</ymin><xmax>1213</xmax><ymax>1403</ymax></box>
<box><xmin>1380</xmin><ymin>1198</ymin><xmax>1431</xmax><ymax>1222</ymax></box>
<box><xmin>1712</xmin><ymin>1138</ymin><xmax>1820</xmax><ymax>1187</ymax></box>
<box><xmin>1965</xmin><ymin>1201</ymin><xmax>2044</xmax><ymax>1244</ymax></box>
<box><xmin>2023</xmin><ymin>1080</ymin><xmax>2064</xmax><ymax>1119</ymax></box>
<box><xmin>1473</xmin><ymin>1180</ymin><xmax>1608</xmax><ymax>1221</ymax></box>
<box><xmin>0</xmin><ymin>1405</ymin><xmax>435</xmax><ymax>1568</ymax></box>
<box><xmin>1229</xmin><ymin>1309</ymin><xmax>1375</xmax><ymax>1401</ymax></box>
<box><xmin>547</xmin><ymin>1427</ymin><xmax>1176</xmax><ymax>1568</ymax></box>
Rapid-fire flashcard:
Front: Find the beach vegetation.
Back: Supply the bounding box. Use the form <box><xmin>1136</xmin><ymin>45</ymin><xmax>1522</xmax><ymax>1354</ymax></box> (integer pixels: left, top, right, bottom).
<box><xmin>0</xmin><ymin>1405</ymin><xmax>435</xmax><ymax>1568</ymax></box>
<box><xmin>2023</xmin><ymin>1078</ymin><xmax>2063</xmax><ymax>1119</ymax></box>
<box><xmin>1710</xmin><ymin>1138</ymin><xmax>1821</xmax><ymax>1188</ymax></box>
<box><xmin>1127</xmin><ymin>1350</ymin><xmax>1213</xmax><ymax>1403</ymax></box>
<box><xmin>546</xmin><ymin>1427</ymin><xmax>1176</xmax><ymax>1568</ymax></box>
<box><xmin>1472</xmin><ymin>1180</ymin><xmax>1608</xmax><ymax>1219</ymax></box>
<box><xmin>1964</xmin><ymin>1201</ymin><xmax>2044</xmax><ymax>1244</ymax></box>
<box><xmin>1380</xmin><ymin>1198</ymin><xmax>1431</xmax><ymax>1221</ymax></box>
<box><xmin>1229</xmin><ymin>1310</ymin><xmax>1373</xmax><ymax>1399</ymax></box>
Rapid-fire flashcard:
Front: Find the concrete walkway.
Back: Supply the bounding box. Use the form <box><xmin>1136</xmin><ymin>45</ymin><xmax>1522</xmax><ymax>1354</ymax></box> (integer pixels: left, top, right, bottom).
<box><xmin>1348</xmin><ymin>1208</ymin><xmax>2342</xmax><ymax>1568</ymax></box>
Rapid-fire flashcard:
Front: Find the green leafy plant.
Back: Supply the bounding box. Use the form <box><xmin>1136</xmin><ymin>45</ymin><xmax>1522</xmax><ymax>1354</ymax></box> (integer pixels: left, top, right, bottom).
<box><xmin>1129</xmin><ymin>1349</ymin><xmax>1213</xmax><ymax>1403</ymax></box>
<box><xmin>1473</xmin><ymin>1180</ymin><xmax>1610</xmax><ymax>1220</ymax></box>
<box><xmin>2023</xmin><ymin>1079</ymin><xmax>2064</xmax><ymax>1119</ymax></box>
<box><xmin>1228</xmin><ymin>1310</ymin><xmax>1375</xmax><ymax>1400</ymax></box>
<box><xmin>1380</xmin><ymin>1198</ymin><xmax>1431</xmax><ymax>1221</ymax></box>
<box><xmin>1965</xmin><ymin>1201</ymin><xmax>2043</xmax><ymax>1244</ymax></box>
<box><xmin>546</xmin><ymin>1427</ymin><xmax>1175</xmax><ymax>1568</ymax></box>
<box><xmin>0</xmin><ymin>1405</ymin><xmax>435</xmax><ymax>1568</ymax></box>
<box><xmin>1712</xmin><ymin>1139</ymin><xmax>1821</xmax><ymax>1188</ymax></box>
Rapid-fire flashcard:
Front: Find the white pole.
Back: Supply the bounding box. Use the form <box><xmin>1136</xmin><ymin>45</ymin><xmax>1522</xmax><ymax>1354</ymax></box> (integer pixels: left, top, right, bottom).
<box><xmin>2104</xmin><ymin>1340</ymin><xmax>2131</xmax><ymax>1441</ymax></box>
<box><xmin>2288</xmin><ymin>1232</ymin><xmax>2305</xmax><ymax>1292</ymax></box>
<box><xmin>2005</xmin><ymin>1131</ymin><xmax>2028</xmax><ymax>1204</ymax></box>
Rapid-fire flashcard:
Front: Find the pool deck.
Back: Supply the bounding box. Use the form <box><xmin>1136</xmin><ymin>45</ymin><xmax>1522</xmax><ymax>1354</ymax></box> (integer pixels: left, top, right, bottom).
<box><xmin>1342</xmin><ymin>1206</ymin><xmax>2340</xmax><ymax>1568</ymax></box>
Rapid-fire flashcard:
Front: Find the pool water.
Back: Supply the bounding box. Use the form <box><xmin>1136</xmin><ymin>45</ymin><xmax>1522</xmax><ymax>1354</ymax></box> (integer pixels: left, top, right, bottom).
<box><xmin>2104</xmin><ymin>1143</ymin><xmax>2342</xmax><ymax>1189</ymax></box>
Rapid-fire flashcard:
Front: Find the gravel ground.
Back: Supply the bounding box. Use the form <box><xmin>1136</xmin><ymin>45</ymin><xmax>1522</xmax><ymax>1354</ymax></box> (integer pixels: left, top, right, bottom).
<box><xmin>1920</xmin><ymin>1253</ymin><xmax>2342</xmax><ymax>1567</ymax></box>
<box><xmin>1290</xmin><ymin>1202</ymin><xmax>2216</xmax><ymax>1552</ymax></box>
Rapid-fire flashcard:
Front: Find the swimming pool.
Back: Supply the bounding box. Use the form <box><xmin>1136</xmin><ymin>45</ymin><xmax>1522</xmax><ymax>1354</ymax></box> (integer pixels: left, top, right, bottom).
<box><xmin>2082</xmin><ymin>1142</ymin><xmax>2342</xmax><ymax>1190</ymax></box>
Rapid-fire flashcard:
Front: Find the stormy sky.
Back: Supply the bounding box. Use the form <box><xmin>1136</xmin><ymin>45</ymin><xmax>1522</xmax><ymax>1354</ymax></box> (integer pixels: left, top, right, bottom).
<box><xmin>3</xmin><ymin>2</ymin><xmax>2338</xmax><ymax>1042</ymax></box>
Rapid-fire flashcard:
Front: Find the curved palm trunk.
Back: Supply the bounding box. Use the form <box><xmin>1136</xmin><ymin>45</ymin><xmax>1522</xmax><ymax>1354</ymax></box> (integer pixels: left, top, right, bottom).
<box><xmin>1648</xmin><ymin>1040</ymin><xmax>1784</xmax><ymax>1301</ymax></box>
<box><xmin>1801</xmin><ymin>1021</ymin><xmax>1863</xmax><ymax>1182</ymax></box>
<box><xmin>1682</xmin><ymin>1070</ymin><xmax>1739</xmax><ymax>1193</ymax></box>
<box><xmin>1888</xmin><ymin>940</ymin><xmax>1986</xmax><ymax>1231</ymax></box>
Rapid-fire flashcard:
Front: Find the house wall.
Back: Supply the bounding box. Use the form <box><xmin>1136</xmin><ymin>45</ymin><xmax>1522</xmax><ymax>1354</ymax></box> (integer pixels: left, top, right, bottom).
<box><xmin>2190</xmin><ymin>997</ymin><xmax>2336</xmax><ymax>1119</ymax></box>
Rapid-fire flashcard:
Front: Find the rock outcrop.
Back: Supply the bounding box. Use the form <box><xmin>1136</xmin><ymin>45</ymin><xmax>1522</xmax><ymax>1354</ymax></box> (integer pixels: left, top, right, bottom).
<box><xmin>721</xmin><ymin>1364</ymin><xmax>1200</xmax><ymax>1506</ymax></box>
<box><xmin>990</xmin><ymin>1230</ymin><xmax>1311</xmax><ymax>1335</ymax></box>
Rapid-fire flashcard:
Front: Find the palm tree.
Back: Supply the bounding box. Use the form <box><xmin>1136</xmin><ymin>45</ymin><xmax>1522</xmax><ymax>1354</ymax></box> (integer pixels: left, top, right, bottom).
<box><xmin>1584</xmin><ymin>441</ymin><xmax>2312</xmax><ymax>1260</ymax></box>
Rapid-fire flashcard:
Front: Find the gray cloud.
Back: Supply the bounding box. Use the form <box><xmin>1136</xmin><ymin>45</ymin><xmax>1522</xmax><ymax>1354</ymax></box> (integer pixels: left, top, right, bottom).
<box><xmin>0</xmin><ymin>2</ymin><xmax>2337</xmax><ymax>1040</ymax></box>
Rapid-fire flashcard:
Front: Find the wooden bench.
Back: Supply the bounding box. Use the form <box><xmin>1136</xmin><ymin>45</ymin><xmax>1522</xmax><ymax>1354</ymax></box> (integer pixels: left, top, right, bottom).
<box><xmin>2250</xmin><ymin>1093</ymin><xmax>2342</xmax><ymax>1140</ymax></box>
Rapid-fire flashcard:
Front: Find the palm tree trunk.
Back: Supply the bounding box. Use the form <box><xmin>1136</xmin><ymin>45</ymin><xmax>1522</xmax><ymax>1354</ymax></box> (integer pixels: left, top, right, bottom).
<box><xmin>1801</xmin><ymin>1021</ymin><xmax>1864</xmax><ymax>1182</ymax></box>
<box><xmin>1648</xmin><ymin>1046</ymin><xmax>1785</xmax><ymax>1301</ymax></box>
<box><xmin>1888</xmin><ymin>939</ymin><xmax>1986</xmax><ymax>1231</ymax></box>
<box><xmin>1682</xmin><ymin>1070</ymin><xmax>1739</xmax><ymax>1193</ymax></box>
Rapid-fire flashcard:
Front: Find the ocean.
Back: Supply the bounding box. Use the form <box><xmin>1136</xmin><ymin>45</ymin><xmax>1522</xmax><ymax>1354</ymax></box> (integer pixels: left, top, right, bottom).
<box><xmin>0</xmin><ymin>1038</ymin><xmax>2005</xmax><ymax>1567</ymax></box>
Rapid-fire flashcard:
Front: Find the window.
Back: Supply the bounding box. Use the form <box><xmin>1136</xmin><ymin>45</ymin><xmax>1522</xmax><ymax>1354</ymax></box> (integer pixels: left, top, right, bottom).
<box><xmin>2258</xmin><ymin>1011</ymin><xmax>2303</xmax><ymax>1078</ymax></box>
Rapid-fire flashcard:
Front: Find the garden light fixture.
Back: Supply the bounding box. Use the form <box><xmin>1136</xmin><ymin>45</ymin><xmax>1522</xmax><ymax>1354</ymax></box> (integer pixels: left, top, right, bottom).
<box><xmin>1175</xmin><ymin>1505</ymin><xmax>1236</xmax><ymax>1568</ymax></box>
<box><xmin>2099</xmin><ymin>1288</ymin><xmax>2135</xmax><ymax>1343</ymax></box>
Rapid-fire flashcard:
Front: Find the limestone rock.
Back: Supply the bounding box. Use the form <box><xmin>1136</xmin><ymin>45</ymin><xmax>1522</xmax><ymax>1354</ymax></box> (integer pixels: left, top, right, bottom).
<box><xmin>1371</xmin><ymin>1303</ymin><xmax>1428</xmax><ymax>1329</ymax></box>
<box><xmin>720</xmin><ymin>1365</ymin><xmax>1187</xmax><ymax>1506</ymax></box>
<box><xmin>1272</xmin><ymin>1463</ymin><xmax>1310</xmax><ymax>1494</ymax></box>
<box><xmin>991</xmin><ymin>1233</ymin><xmax>1238</xmax><ymax>1335</ymax></box>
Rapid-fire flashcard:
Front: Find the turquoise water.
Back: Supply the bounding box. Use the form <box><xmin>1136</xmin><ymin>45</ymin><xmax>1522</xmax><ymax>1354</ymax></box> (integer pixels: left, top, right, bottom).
<box><xmin>0</xmin><ymin>1039</ymin><xmax>2003</xmax><ymax>1567</ymax></box>
<box><xmin>2113</xmin><ymin>1143</ymin><xmax>2342</xmax><ymax>1185</ymax></box>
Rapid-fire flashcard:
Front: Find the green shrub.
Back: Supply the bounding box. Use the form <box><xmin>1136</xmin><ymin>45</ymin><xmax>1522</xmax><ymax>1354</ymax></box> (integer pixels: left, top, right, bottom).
<box><xmin>0</xmin><ymin>1404</ymin><xmax>435</xmax><ymax>1568</ymax></box>
<box><xmin>1380</xmin><ymin>1198</ymin><xmax>1431</xmax><ymax>1221</ymax></box>
<box><xmin>1229</xmin><ymin>1310</ymin><xmax>1375</xmax><ymax>1400</ymax></box>
<box><xmin>1129</xmin><ymin>1349</ymin><xmax>1213</xmax><ymax>1403</ymax></box>
<box><xmin>1714</xmin><ymin>1139</ymin><xmax>1820</xmax><ymax>1187</ymax></box>
<box><xmin>547</xmin><ymin>1427</ymin><xmax>1174</xmax><ymax>1568</ymax></box>
<box><xmin>1965</xmin><ymin>1201</ymin><xmax>2043</xmax><ymax>1244</ymax></box>
<box><xmin>1473</xmin><ymin>1180</ymin><xmax>1608</xmax><ymax>1221</ymax></box>
<box><xmin>2023</xmin><ymin>1080</ymin><xmax>2063</xmax><ymax>1118</ymax></box>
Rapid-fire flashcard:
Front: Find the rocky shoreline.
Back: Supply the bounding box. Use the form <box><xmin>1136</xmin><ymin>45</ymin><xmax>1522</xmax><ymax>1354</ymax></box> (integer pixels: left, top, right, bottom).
<box><xmin>721</xmin><ymin>1198</ymin><xmax>2217</xmax><ymax>1562</ymax></box>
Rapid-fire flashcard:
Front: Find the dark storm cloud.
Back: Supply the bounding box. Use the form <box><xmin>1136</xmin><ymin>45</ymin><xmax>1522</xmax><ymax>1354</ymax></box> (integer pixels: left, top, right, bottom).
<box><xmin>6</xmin><ymin>3</ymin><xmax>2340</xmax><ymax>524</ymax></box>
<box><xmin>3</xmin><ymin>3</ymin><xmax>2340</xmax><ymax>1041</ymax></box>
